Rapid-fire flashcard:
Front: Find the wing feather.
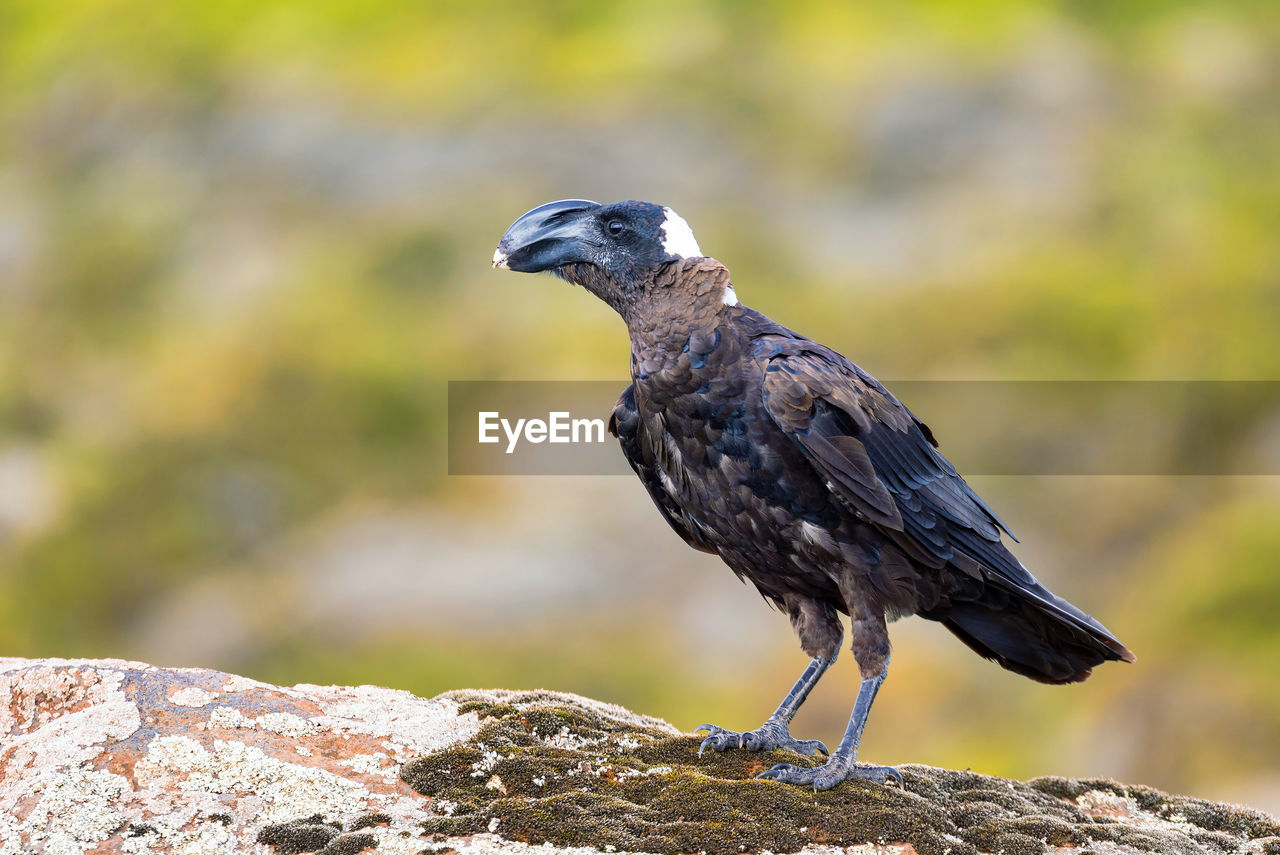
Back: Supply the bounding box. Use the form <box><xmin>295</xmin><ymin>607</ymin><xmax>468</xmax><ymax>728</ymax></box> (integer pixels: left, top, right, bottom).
<box><xmin>609</xmin><ymin>385</ymin><xmax>715</xmax><ymax>554</ymax></box>
<box><xmin>760</xmin><ymin>348</ymin><xmax>1033</xmax><ymax>588</ymax></box>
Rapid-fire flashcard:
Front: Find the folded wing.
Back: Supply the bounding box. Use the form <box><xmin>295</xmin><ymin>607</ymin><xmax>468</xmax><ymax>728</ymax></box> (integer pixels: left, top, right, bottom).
<box><xmin>760</xmin><ymin>346</ymin><xmax>1134</xmax><ymax>681</ymax></box>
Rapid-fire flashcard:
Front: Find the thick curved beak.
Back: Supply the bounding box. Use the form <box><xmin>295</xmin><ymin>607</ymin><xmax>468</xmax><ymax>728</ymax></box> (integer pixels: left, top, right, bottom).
<box><xmin>493</xmin><ymin>199</ymin><xmax>600</xmax><ymax>273</ymax></box>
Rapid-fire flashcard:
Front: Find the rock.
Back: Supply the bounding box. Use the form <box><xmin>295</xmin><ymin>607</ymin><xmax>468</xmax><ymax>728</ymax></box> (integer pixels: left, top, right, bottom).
<box><xmin>1</xmin><ymin>658</ymin><xmax>1277</xmax><ymax>855</ymax></box>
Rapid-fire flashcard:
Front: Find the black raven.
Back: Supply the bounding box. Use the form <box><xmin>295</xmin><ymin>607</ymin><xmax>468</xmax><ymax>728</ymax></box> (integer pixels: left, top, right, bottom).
<box><xmin>493</xmin><ymin>199</ymin><xmax>1134</xmax><ymax>790</ymax></box>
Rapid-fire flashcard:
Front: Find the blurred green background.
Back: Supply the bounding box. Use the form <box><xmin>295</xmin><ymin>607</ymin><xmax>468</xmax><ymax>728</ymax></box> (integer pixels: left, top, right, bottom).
<box><xmin>3</xmin><ymin>0</ymin><xmax>1280</xmax><ymax>814</ymax></box>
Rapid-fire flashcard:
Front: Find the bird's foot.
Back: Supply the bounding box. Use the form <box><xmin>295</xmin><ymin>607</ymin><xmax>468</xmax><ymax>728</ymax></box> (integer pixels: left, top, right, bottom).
<box><xmin>694</xmin><ymin>719</ymin><xmax>828</xmax><ymax>758</ymax></box>
<box><xmin>757</xmin><ymin>756</ymin><xmax>903</xmax><ymax>792</ymax></box>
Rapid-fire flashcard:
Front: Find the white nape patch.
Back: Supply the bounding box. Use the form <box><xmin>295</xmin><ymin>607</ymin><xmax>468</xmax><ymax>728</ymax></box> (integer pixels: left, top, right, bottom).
<box><xmin>492</xmin><ymin>247</ymin><xmax>509</xmax><ymax>269</ymax></box>
<box><xmin>660</xmin><ymin>207</ymin><xmax>702</xmax><ymax>258</ymax></box>
<box><xmin>721</xmin><ymin>285</ymin><xmax>738</xmax><ymax>306</ymax></box>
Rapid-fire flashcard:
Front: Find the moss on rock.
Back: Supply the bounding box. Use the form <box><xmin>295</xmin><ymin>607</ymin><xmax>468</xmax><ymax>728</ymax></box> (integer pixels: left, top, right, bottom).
<box><xmin>396</xmin><ymin>691</ymin><xmax>1280</xmax><ymax>855</ymax></box>
<box><xmin>257</xmin><ymin>815</ymin><xmax>379</xmax><ymax>855</ymax></box>
<box><xmin>256</xmin><ymin>817</ymin><xmax>340</xmax><ymax>855</ymax></box>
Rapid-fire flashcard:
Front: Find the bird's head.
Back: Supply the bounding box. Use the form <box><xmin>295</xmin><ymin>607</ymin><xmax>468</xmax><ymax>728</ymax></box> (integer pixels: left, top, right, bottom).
<box><xmin>492</xmin><ymin>199</ymin><xmax>724</xmax><ymax>317</ymax></box>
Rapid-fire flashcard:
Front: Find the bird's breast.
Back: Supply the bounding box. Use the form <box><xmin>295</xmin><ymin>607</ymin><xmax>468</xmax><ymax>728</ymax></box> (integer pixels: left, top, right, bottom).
<box><xmin>633</xmin><ymin>362</ymin><xmax>828</xmax><ymax>529</ymax></box>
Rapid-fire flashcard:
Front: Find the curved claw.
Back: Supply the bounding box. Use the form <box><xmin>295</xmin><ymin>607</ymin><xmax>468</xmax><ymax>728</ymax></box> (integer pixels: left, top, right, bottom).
<box><xmin>695</xmin><ymin>724</ymin><xmax>743</xmax><ymax>757</ymax></box>
<box><xmin>695</xmin><ymin>723</ymin><xmax>712</xmax><ymax>757</ymax></box>
<box><xmin>756</xmin><ymin>763</ymin><xmax>795</xmax><ymax>781</ymax></box>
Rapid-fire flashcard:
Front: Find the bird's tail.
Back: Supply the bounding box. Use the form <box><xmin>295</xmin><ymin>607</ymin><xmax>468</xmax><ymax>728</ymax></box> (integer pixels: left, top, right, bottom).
<box><xmin>937</xmin><ymin>580</ymin><xmax>1135</xmax><ymax>685</ymax></box>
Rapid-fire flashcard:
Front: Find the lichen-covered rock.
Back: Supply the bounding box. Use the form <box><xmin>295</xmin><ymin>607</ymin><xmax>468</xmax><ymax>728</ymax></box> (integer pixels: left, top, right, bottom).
<box><xmin>1</xmin><ymin>658</ymin><xmax>1277</xmax><ymax>855</ymax></box>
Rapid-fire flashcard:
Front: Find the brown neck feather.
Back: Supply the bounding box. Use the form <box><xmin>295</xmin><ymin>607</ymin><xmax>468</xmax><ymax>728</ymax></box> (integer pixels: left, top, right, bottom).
<box><xmin>624</xmin><ymin>258</ymin><xmax>733</xmax><ymax>339</ymax></box>
<box><xmin>559</xmin><ymin>258</ymin><xmax>736</xmax><ymax>376</ymax></box>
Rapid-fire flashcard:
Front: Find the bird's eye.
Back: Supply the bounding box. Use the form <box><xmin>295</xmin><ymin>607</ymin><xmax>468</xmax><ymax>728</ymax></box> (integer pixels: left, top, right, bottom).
<box><xmin>607</xmin><ymin>219</ymin><xmax>625</xmax><ymax>236</ymax></box>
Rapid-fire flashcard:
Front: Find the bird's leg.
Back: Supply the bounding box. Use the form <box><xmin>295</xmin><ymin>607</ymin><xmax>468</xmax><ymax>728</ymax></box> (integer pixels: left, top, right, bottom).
<box><xmin>697</xmin><ymin>596</ymin><xmax>841</xmax><ymax>758</ymax></box>
<box><xmin>757</xmin><ymin>653</ymin><xmax>901</xmax><ymax>790</ymax></box>
<box><xmin>696</xmin><ymin>653</ymin><xmax>834</xmax><ymax>757</ymax></box>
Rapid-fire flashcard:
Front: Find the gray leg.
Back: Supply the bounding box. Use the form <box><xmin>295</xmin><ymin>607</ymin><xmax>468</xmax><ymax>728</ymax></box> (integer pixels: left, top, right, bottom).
<box><xmin>757</xmin><ymin>654</ymin><xmax>901</xmax><ymax>790</ymax></box>
<box><xmin>695</xmin><ymin>653</ymin><xmax>834</xmax><ymax>758</ymax></box>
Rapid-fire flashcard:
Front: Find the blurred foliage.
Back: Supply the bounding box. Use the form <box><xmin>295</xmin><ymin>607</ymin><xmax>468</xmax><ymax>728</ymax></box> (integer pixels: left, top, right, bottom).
<box><xmin>1</xmin><ymin>0</ymin><xmax>1279</xmax><ymax>816</ymax></box>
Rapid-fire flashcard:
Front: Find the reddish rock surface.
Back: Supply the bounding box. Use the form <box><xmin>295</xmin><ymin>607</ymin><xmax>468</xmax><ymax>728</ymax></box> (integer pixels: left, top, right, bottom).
<box><xmin>0</xmin><ymin>657</ymin><xmax>493</xmax><ymax>853</ymax></box>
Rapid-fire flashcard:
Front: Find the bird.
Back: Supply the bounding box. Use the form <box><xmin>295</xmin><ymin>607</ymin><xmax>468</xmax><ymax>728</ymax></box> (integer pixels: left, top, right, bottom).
<box><xmin>491</xmin><ymin>198</ymin><xmax>1135</xmax><ymax>791</ymax></box>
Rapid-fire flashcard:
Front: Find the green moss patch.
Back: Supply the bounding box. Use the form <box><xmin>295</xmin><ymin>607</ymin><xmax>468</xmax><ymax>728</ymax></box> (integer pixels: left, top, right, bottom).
<box><xmin>396</xmin><ymin>692</ymin><xmax>1280</xmax><ymax>855</ymax></box>
<box><xmin>402</xmin><ymin>698</ymin><xmax>1109</xmax><ymax>851</ymax></box>
<box><xmin>257</xmin><ymin>814</ymin><xmax>379</xmax><ymax>855</ymax></box>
